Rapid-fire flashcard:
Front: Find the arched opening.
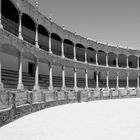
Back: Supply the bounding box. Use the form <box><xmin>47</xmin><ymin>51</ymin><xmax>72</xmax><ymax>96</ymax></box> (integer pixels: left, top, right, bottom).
<box><xmin>22</xmin><ymin>13</ymin><xmax>36</xmax><ymax>45</ymax></box>
<box><xmin>119</xmin><ymin>72</ymin><xmax>127</xmax><ymax>88</ymax></box>
<box><xmin>51</xmin><ymin>33</ymin><xmax>62</xmax><ymax>56</ymax></box>
<box><xmin>109</xmin><ymin>72</ymin><xmax>116</xmax><ymax>88</ymax></box>
<box><xmin>99</xmin><ymin>71</ymin><xmax>106</xmax><ymax>88</ymax></box>
<box><xmin>129</xmin><ymin>72</ymin><xmax>137</xmax><ymax>87</ymax></box>
<box><xmin>2</xmin><ymin>0</ymin><xmax>19</xmax><ymax>36</ymax></box>
<box><xmin>87</xmin><ymin>48</ymin><xmax>96</xmax><ymax>64</ymax></box>
<box><xmin>38</xmin><ymin>25</ymin><xmax>49</xmax><ymax>51</ymax></box>
<box><xmin>128</xmin><ymin>55</ymin><xmax>137</xmax><ymax>68</ymax></box>
<box><xmin>64</xmin><ymin>39</ymin><xmax>74</xmax><ymax>59</ymax></box>
<box><xmin>77</xmin><ymin>69</ymin><xmax>85</xmax><ymax>88</ymax></box>
<box><xmin>98</xmin><ymin>50</ymin><xmax>106</xmax><ymax>65</ymax></box>
<box><xmin>108</xmin><ymin>52</ymin><xmax>116</xmax><ymax>67</ymax></box>
<box><xmin>76</xmin><ymin>44</ymin><xmax>85</xmax><ymax>62</ymax></box>
<box><xmin>118</xmin><ymin>54</ymin><xmax>127</xmax><ymax>67</ymax></box>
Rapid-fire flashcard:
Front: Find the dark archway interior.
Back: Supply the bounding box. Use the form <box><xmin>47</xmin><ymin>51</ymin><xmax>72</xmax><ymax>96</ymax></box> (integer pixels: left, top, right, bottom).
<box><xmin>128</xmin><ymin>55</ymin><xmax>137</xmax><ymax>68</ymax></box>
<box><xmin>108</xmin><ymin>52</ymin><xmax>116</xmax><ymax>67</ymax></box>
<box><xmin>118</xmin><ymin>54</ymin><xmax>126</xmax><ymax>67</ymax></box>
<box><xmin>64</xmin><ymin>39</ymin><xmax>74</xmax><ymax>59</ymax></box>
<box><xmin>98</xmin><ymin>50</ymin><xmax>106</xmax><ymax>65</ymax></box>
<box><xmin>38</xmin><ymin>25</ymin><xmax>49</xmax><ymax>51</ymax></box>
<box><xmin>76</xmin><ymin>44</ymin><xmax>85</xmax><ymax>62</ymax></box>
<box><xmin>2</xmin><ymin>0</ymin><xmax>19</xmax><ymax>36</ymax></box>
<box><xmin>87</xmin><ymin>48</ymin><xmax>96</xmax><ymax>64</ymax></box>
<box><xmin>51</xmin><ymin>33</ymin><xmax>61</xmax><ymax>56</ymax></box>
<box><xmin>22</xmin><ymin>14</ymin><xmax>35</xmax><ymax>45</ymax></box>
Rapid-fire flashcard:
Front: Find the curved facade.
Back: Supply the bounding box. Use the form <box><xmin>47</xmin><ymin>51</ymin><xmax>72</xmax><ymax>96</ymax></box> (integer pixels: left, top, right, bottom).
<box><xmin>0</xmin><ymin>0</ymin><xmax>140</xmax><ymax>92</ymax></box>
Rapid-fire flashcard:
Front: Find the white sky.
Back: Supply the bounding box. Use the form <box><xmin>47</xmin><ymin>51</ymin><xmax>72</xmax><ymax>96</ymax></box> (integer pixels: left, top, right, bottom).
<box><xmin>28</xmin><ymin>0</ymin><xmax>140</xmax><ymax>49</ymax></box>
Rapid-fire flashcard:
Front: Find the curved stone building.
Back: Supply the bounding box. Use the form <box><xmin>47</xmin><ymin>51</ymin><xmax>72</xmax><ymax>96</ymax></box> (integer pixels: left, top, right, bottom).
<box><xmin>0</xmin><ymin>0</ymin><xmax>140</xmax><ymax>127</ymax></box>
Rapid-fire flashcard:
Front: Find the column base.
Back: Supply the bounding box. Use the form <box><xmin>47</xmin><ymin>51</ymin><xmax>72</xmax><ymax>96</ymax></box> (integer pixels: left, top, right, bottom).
<box><xmin>49</xmin><ymin>50</ymin><xmax>52</xmax><ymax>54</ymax></box>
<box><xmin>61</xmin><ymin>86</ymin><xmax>66</xmax><ymax>90</ymax></box>
<box><xmin>19</xmin><ymin>34</ymin><xmax>23</xmax><ymax>40</ymax></box>
<box><xmin>85</xmin><ymin>87</ymin><xmax>89</xmax><ymax>91</ymax></box>
<box><xmin>48</xmin><ymin>86</ymin><xmax>53</xmax><ymax>91</ymax></box>
<box><xmin>33</xmin><ymin>85</ymin><xmax>40</xmax><ymax>91</ymax></box>
<box><xmin>0</xmin><ymin>83</ymin><xmax>3</xmax><ymax>90</ymax></box>
<box><xmin>36</xmin><ymin>43</ymin><xmax>40</xmax><ymax>48</ymax></box>
<box><xmin>0</xmin><ymin>23</ymin><xmax>3</xmax><ymax>29</ymax></box>
<box><xmin>17</xmin><ymin>83</ymin><xmax>24</xmax><ymax>90</ymax></box>
<box><xmin>61</xmin><ymin>55</ymin><xmax>65</xmax><ymax>58</ymax></box>
<box><xmin>73</xmin><ymin>87</ymin><xmax>78</xmax><ymax>92</ymax></box>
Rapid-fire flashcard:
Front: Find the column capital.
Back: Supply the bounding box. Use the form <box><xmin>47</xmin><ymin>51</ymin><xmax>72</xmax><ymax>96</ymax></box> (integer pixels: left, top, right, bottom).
<box><xmin>74</xmin><ymin>68</ymin><xmax>77</xmax><ymax>72</ymax></box>
<box><xmin>18</xmin><ymin>10</ymin><xmax>23</xmax><ymax>16</ymax></box>
<box><xmin>62</xmin><ymin>65</ymin><xmax>65</xmax><ymax>70</ymax></box>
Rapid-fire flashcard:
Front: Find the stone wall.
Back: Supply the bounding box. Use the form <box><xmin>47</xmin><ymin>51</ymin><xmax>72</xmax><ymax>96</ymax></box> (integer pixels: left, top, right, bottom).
<box><xmin>0</xmin><ymin>88</ymin><xmax>140</xmax><ymax>128</ymax></box>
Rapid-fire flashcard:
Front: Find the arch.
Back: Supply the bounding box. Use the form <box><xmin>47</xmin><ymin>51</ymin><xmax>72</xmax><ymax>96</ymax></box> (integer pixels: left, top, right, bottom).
<box><xmin>118</xmin><ymin>54</ymin><xmax>127</xmax><ymax>67</ymax></box>
<box><xmin>2</xmin><ymin>0</ymin><xmax>19</xmax><ymax>36</ymax></box>
<box><xmin>108</xmin><ymin>52</ymin><xmax>116</xmax><ymax>67</ymax></box>
<box><xmin>38</xmin><ymin>25</ymin><xmax>49</xmax><ymax>52</ymax></box>
<box><xmin>22</xmin><ymin>13</ymin><xmax>36</xmax><ymax>45</ymax></box>
<box><xmin>76</xmin><ymin>44</ymin><xmax>85</xmax><ymax>62</ymax></box>
<box><xmin>64</xmin><ymin>39</ymin><xmax>74</xmax><ymax>59</ymax></box>
<box><xmin>98</xmin><ymin>50</ymin><xmax>106</xmax><ymax>65</ymax></box>
<box><xmin>51</xmin><ymin>33</ymin><xmax>62</xmax><ymax>56</ymax></box>
<box><xmin>128</xmin><ymin>55</ymin><xmax>137</xmax><ymax>68</ymax></box>
<box><xmin>87</xmin><ymin>48</ymin><xmax>96</xmax><ymax>64</ymax></box>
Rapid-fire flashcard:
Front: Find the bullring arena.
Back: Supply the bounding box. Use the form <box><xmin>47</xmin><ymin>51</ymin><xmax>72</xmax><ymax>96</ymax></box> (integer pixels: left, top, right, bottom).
<box><xmin>0</xmin><ymin>0</ymin><xmax>140</xmax><ymax>127</ymax></box>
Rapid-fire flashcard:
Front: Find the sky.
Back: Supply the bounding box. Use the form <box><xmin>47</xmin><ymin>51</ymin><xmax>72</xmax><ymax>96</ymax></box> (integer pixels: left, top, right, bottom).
<box><xmin>1</xmin><ymin>98</ymin><xmax>140</xmax><ymax>140</ymax></box>
<box><xmin>28</xmin><ymin>0</ymin><xmax>140</xmax><ymax>49</ymax></box>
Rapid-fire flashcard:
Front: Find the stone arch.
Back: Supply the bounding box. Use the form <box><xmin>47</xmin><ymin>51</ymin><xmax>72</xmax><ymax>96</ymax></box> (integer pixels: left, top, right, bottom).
<box><xmin>76</xmin><ymin>44</ymin><xmax>85</xmax><ymax>62</ymax></box>
<box><xmin>118</xmin><ymin>54</ymin><xmax>127</xmax><ymax>67</ymax></box>
<box><xmin>38</xmin><ymin>25</ymin><xmax>49</xmax><ymax>52</ymax></box>
<box><xmin>98</xmin><ymin>50</ymin><xmax>106</xmax><ymax>65</ymax></box>
<box><xmin>64</xmin><ymin>39</ymin><xmax>74</xmax><ymax>59</ymax></box>
<box><xmin>87</xmin><ymin>47</ymin><xmax>96</xmax><ymax>64</ymax></box>
<box><xmin>51</xmin><ymin>33</ymin><xmax>62</xmax><ymax>56</ymax></box>
<box><xmin>108</xmin><ymin>52</ymin><xmax>116</xmax><ymax>67</ymax></box>
<box><xmin>128</xmin><ymin>55</ymin><xmax>137</xmax><ymax>68</ymax></box>
<box><xmin>22</xmin><ymin>13</ymin><xmax>36</xmax><ymax>45</ymax></box>
<box><xmin>2</xmin><ymin>0</ymin><xmax>19</xmax><ymax>36</ymax></box>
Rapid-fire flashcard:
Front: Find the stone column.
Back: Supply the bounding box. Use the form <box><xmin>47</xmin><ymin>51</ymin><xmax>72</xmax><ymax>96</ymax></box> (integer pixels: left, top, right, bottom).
<box><xmin>35</xmin><ymin>24</ymin><xmax>39</xmax><ymax>48</ymax></box>
<box><xmin>62</xmin><ymin>65</ymin><xmax>65</xmax><ymax>89</ymax></box>
<box><xmin>0</xmin><ymin>0</ymin><xmax>3</xmax><ymax>29</ymax></box>
<box><xmin>96</xmin><ymin>71</ymin><xmax>99</xmax><ymax>89</ymax></box>
<box><xmin>85</xmin><ymin>48</ymin><xmax>87</xmax><ymax>63</ymax></box>
<box><xmin>0</xmin><ymin>48</ymin><xmax>3</xmax><ymax>90</ymax></box>
<box><xmin>127</xmin><ymin>55</ymin><xmax>129</xmax><ymax>68</ymax></box>
<box><xmin>73</xmin><ymin>68</ymin><xmax>77</xmax><ymax>91</ymax></box>
<box><xmin>17</xmin><ymin>53</ymin><xmax>24</xmax><ymax>90</ymax></box>
<box><xmin>126</xmin><ymin>72</ymin><xmax>129</xmax><ymax>89</ymax></box>
<box><xmin>116</xmin><ymin>72</ymin><xmax>119</xmax><ymax>89</ymax></box>
<box><xmin>106</xmin><ymin>53</ymin><xmax>108</xmax><ymax>67</ymax></box>
<box><xmin>96</xmin><ymin>51</ymin><xmax>98</xmax><ymax>65</ymax></box>
<box><xmin>85</xmin><ymin>69</ymin><xmax>88</xmax><ymax>89</ymax></box>
<box><xmin>61</xmin><ymin>39</ymin><xmax>65</xmax><ymax>57</ymax></box>
<box><xmin>49</xmin><ymin>33</ymin><xmax>52</xmax><ymax>54</ymax></box>
<box><xmin>48</xmin><ymin>63</ymin><xmax>53</xmax><ymax>90</ymax></box>
<box><xmin>106</xmin><ymin>71</ymin><xmax>109</xmax><ymax>89</ymax></box>
<box><xmin>137</xmin><ymin>57</ymin><xmax>139</xmax><ymax>69</ymax></box>
<box><xmin>18</xmin><ymin>11</ymin><xmax>23</xmax><ymax>40</ymax></box>
<box><xmin>137</xmin><ymin>73</ymin><xmax>139</xmax><ymax>89</ymax></box>
<box><xmin>74</xmin><ymin>44</ymin><xmax>77</xmax><ymax>61</ymax></box>
<box><xmin>33</xmin><ymin>58</ymin><xmax>40</xmax><ymax>90</ymax></box>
